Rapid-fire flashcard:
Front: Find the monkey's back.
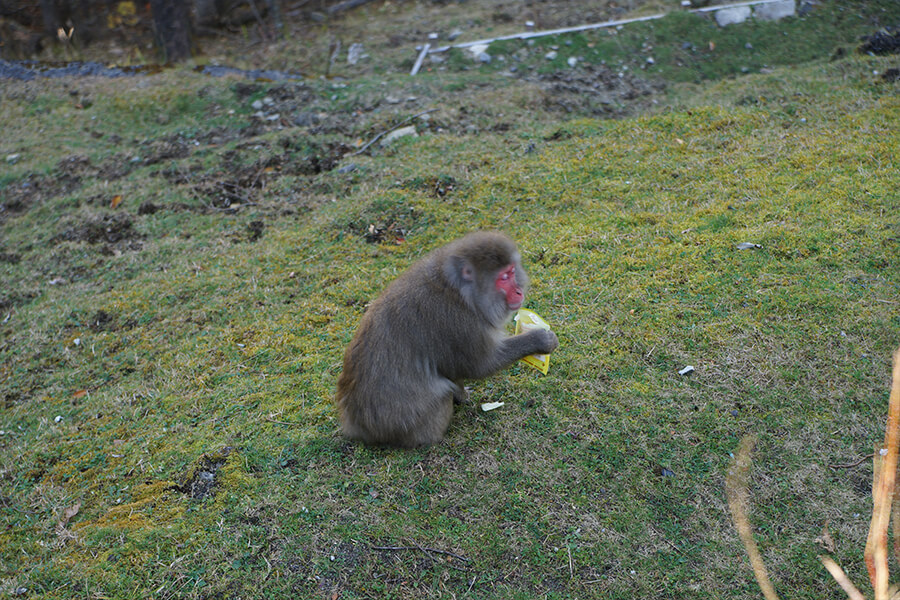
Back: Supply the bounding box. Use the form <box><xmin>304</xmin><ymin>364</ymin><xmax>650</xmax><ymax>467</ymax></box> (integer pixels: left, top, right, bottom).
<box><xmin>335</xmin><ymin>250</ymin><xmax>499</xmax><ymax>445</ymax></box>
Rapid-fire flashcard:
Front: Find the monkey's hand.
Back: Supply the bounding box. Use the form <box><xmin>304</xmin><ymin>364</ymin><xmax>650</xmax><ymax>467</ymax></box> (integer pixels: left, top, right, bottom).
<box><xmin>513</xmin><ymin>328</ymin><xmax>558</xmax><ymax>356</ymax></box>
<box><xmin>529</xmin><ymin>328</ymin><xmax>559</xmax><ymax>354</ymax></box>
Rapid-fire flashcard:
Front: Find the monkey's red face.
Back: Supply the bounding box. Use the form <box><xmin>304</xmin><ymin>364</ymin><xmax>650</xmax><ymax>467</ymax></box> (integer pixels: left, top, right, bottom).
<box><xmin>495</xmin><ymin>265</ymin><xmax>524</xmax><ymax>310</ymax></box>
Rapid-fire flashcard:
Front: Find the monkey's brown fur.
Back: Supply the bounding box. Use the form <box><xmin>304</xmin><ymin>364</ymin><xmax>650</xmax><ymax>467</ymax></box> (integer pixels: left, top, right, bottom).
<box><xmin>335</xmin><ymin>232</ymin><xmax>559</xmax><ymax>447</ymax></box>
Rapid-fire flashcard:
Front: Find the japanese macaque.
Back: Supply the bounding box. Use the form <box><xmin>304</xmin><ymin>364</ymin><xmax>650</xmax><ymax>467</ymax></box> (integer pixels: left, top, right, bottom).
<box><xmin>335</xmin><ymin>231</ymin><xmax>559</xmax><ymax>447</ymax></box>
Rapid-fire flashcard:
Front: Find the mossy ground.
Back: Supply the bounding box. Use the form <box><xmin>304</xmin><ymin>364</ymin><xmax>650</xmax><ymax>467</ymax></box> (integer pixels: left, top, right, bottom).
<box><xmin>2</xmin><ymin>1</ymin><xmax>900</xmax><ymax>598</ymax></box>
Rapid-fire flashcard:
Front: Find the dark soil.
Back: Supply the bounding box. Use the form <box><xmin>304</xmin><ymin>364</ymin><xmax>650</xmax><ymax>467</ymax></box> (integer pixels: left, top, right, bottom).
<box><xmin>532</xmin><ymin>63</ymin><xmax>665</xmax><ymax>115</ymax></box>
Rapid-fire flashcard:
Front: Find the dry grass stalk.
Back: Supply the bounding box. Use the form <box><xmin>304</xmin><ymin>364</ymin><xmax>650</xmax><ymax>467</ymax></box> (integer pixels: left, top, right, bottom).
<box><xmin>726</xmin><ymin>435</ymin><xmax>780</xmax><ymax>600</ymax></box>
<box><xmin>729</xmin><ymin>348</ymin><xmax>900</xmax><ymax>600</ymax></box>
<box><xmin>864</xmin><ymin>348</ymin><xmax>900</xmax><ymax>599</ymax></box>
<box><xmin>820</xmin><ymin>555</ymin><xmax>865</xmax><ymax>600</ymax></box>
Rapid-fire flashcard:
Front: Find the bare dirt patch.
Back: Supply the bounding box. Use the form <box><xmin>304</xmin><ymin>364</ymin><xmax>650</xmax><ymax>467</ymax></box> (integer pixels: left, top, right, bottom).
<box><xmin>51</xmin><ymin>213</ymin><xmax>144</xmax><ymax>254</ymax></box>
<box><xmin>532</xmin><ymin>63</ymin><xmax>666</xmax><ymax>115</ymax></box>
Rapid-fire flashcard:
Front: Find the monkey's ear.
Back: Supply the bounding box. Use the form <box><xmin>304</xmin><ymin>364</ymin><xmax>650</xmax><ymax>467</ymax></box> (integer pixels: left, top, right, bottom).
<box><xmin>445</xmin><ymin>255</ymin><xmax>475</xmax><ymax>287</ymax></box>
<box><xmin>460</xmin><ymin>264</ymin><xmax>474</xmax><ymax>281</ymax></box>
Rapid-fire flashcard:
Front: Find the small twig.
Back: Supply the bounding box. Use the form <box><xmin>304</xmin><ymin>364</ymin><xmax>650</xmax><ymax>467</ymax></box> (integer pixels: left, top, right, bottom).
<box><xmin>373</xmin><ymin>544</ymin><xmax>471</xmax><ymax>571</ymax></box>
<box><xmin>828</xmin><ymin>454</ymin><xmax>876</xmax><ymax>469</ymax></box>
<box><xmin>351</xmin><ymin>109</ymin><xmax>438</xmax><ymax>156</ymax></box>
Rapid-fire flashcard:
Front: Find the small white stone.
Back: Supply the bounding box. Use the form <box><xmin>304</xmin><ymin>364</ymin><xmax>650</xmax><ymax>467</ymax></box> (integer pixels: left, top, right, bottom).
<box><xmin>715</xmin><ymin>6</ymin><xmax>751</xmax><ymax>26</ymax></box>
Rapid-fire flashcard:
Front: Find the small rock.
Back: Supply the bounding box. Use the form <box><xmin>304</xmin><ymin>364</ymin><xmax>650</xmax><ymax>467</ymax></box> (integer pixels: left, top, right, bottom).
<box><xmin>467</xmin><ymin>43</ymin><xmax>490</xmax><ymax>59</ymax></box>
<box><xmin>337</xmin><ymin>163</ymin><xmax>358</xmax><ymax>174</ymax></box>
<box><xmin>293</xmin><ymin>112</ymin><xmax>319</xmax><ymax>127</ymax></box>
<box><xmin>646</xmin><ymin>56</ymin><xmax>655</xmax><ymax>64</ymax></box>
<box><xmin>347</xmin><ymin>43</ymin><xmax>364</xmax><ymax>65</ymax></box>
<box><xmin>380</xmin><ymin>126</ymin><xmax>418</xmax><ymax>146</ymax></box>
<box><xmin>262</xmin><ymin>96</ymin><xmax>274</xmax><ymax>106</ymax></box>
<box><xmin>715</xmin><ymin>6</ymin><xmax>751</xmax><ymax>26</ymax></box>
<box><xmin>6</xmin><ymin>153</ymin><xmax>20</xmax><ymax>164</ymax></box>
<box><xmin>525</xmin><ymin>20</ymin><xmax>535</xmax><ymax>27</ymax></box>
<box><xmin>477</xmin><ymin>52</ymin><xmax>492</xmax><ymax>64</ymax></box>
<box><xmin>736</xmin><ymin>242</ymin><xmax>762</xmax><ymax>250</ymax></box>
<box><xmin>754</xmin><ymin>0</ymin><xmax>796</xmax><ymax>21</ymax></box>
<box><xmin>567</xmin><ymin>57</ymin><xmax>578</xmax><ymax>67</ymax></box>
<box><xmin>427</xmin><ymin>32</ymin><xmax>439</xmax><ymax>40</ymax></box>
<box><xmin>251</xmin><ymin>99</ymin><xmax>264</xmax><ymax>110</ymax></box>
<box><xmin>545</xmin><ymin>50</ymin><xmax>558</xmax><ymax>60</ymax></box>
<box><xmin>448</xmin><ymin>29</ymin><xmax>463</xmax><ymax>41</ymax></box>
<box><xmin>678</xmin><ymin>365</ymin><xmax>695</xmax><ymax>376</ymax></box>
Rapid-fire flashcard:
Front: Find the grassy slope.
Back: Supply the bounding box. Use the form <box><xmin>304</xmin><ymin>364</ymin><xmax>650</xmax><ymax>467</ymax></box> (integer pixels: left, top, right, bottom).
<box><xmin>2</xmin><ymin>6</ymin><xmax>900</xmax><ymax>600</ymax></box>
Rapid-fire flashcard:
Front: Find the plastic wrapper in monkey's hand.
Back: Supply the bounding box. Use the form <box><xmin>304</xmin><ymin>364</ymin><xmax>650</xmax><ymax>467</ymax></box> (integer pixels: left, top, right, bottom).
<box><xmin>514</xmin><ymin>309</ymin><xmax>554</xmax><ymax>374</ymax></box>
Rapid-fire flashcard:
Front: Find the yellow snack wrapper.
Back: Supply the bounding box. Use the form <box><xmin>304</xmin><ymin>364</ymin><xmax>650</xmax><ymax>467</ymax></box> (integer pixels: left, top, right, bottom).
<box><xmin>514</xmin><ymin>308</ymin><xmax>553</xmax><ymax>374</ymax></box>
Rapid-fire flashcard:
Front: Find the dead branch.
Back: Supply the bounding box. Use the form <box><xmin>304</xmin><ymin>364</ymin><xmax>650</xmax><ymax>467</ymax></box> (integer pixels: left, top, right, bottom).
<box><xmin>829</xmin><ymin>454</ymin><xmax>876</xmax><ymax>469</ymax></box>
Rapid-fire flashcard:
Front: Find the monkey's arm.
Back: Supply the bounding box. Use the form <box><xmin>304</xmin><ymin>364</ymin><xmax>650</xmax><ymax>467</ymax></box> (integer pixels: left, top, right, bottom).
<box><xmin>461</xmin><ymin>329</ymin><xmax>558</xmax><ymax>380</ymax></box>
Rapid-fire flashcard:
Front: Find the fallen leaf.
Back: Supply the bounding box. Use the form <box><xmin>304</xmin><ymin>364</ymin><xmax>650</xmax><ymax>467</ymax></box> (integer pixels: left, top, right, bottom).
<box><xmin>72</xmin><ymin>389</ymin><xmax>87</xmax><ymax>399</ymax></box>
<box><xmin>59</xmin><ymin>503</ymin><xmax>81</xmax><ymax>528</ymax></box>
<box><xmin>110</xmin><ymin>194</ymin><xmax>123</xmax><ymax>209</ymax></box>
<box><xmin>816</xmin><ymin>522</ymin><xmax>836</xmax><ymax>553</ymax></box>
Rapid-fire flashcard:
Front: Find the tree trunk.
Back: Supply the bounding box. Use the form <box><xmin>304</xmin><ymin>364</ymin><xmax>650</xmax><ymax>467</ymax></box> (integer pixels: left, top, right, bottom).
<box><xmin>39</xmin><ymin>0</ymin><xmax>62</xmax><ymax>35</ymax></box>
<box><xmin>149</xmin><ymin>0</ymin><xmax>192</xmax><ymax>62</ymax></box>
